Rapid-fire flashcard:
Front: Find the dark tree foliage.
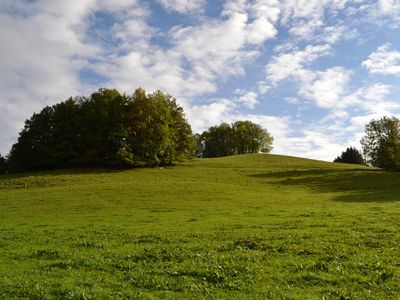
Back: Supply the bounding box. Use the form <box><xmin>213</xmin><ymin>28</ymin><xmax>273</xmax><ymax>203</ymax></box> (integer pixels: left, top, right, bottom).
<box><xmin>200</xmin><ymin>121</ymin><xmax>273</xmax><ymax>158</ymax></box>
<box><xmin>333</xmin><ymin>147</ymin><xmax>365</xmax><ymax>165</ymax></box>
<box><xmin>361</xmin><ymin>116</ymin><xmax>400</xmax><ymax>171</ymax></box>
<box><xmin>0</xmin><ymin>154</ymin><xmax>7</xmax><ymax>174</ymax></box>
<box><xmin>193</xmin><ymin>133</ymin><xmax>204</xmax><ymax>157</ymax></box>
<box><xmin>202</xmin><ymin>123</ymin><xmax>236</xmax><ymax>158</ymax></box>
<box><xmin>8</xmin><ymin>88</ymin><xmax>195</xmax><ymax>172</ymax></box>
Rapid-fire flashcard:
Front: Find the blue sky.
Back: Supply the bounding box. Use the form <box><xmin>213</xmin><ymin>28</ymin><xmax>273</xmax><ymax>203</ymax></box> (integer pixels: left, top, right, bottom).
<box><xmin>1</xmin><ymin>0</ymin><xmax>400</xmax><ymax>161</ymax></box>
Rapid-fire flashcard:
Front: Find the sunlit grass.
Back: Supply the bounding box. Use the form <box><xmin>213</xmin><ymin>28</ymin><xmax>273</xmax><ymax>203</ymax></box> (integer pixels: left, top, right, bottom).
<box><xmin>1</xmin><ymin>154</ymin><xmax>400</xmax><ymax>299</ymax></box>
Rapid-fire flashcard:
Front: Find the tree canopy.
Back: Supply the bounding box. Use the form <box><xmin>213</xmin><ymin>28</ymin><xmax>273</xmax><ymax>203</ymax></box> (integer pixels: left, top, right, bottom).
<box><xmin>199</xmin><ymin>121</ymin><xmax>273</xmax><ymax>158</ymax></box>
<box><xmin>8</xmin><ymin>88</ymin><xmax>196</xmax><ymax>172</ymax></box>
<box><xmin>333</xmin><ymin>147</ymin><xmax>365</xmax><ymax>165</ymax></box>
<box><xmin>361</xmin><ymin>116</ymin><xmax>400</xmax><ymax>171</ymax></box>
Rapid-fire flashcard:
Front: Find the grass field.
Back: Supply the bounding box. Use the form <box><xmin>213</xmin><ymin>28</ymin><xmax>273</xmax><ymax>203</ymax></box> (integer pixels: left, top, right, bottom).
<box><xmin>1</xmin><ymin>154</ymin><xmax>400</xmax><ymax>299</ymax></box>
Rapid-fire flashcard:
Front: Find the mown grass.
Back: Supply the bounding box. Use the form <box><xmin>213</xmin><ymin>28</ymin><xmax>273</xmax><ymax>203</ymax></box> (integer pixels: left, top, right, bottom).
<box><xmin>1</xmin><ymin>154</ymin><xmax>400</xmax><ymax>299</ymax></box>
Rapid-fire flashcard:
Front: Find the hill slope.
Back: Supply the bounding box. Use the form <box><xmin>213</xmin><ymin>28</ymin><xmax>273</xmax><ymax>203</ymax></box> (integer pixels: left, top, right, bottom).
<box><xmin>1</xmin><ymin>154</ymin><xmax>400</xmax><ymax>299</ymax></box>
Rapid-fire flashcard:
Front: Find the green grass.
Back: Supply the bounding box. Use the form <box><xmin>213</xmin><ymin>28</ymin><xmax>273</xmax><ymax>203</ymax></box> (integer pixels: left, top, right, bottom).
<box><xmin>1</xmin><ymin>154</ymin><xmax>400</xmax><ymax>299</ymax></box>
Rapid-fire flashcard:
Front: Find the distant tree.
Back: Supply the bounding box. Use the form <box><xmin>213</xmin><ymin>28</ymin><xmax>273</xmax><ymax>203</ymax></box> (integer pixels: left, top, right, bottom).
<box><xmin>232</xmin><ymin>121</ymin><xmax>273</xmax><ymax>154</ymax></box>
<box><xmin>200</xmin><ymin>121</ymin><xmax>273</xmax><ymax>158</ymax></box>
<box><xmin>361</xmin><ymin>116</ymin><xmax>400</xmax><ymax>171</ymax></box>
<box><xmin>0</xmin><ymin>154</ymin><xmax>7</xmax><ymax>174</ymax></box>
<box><xmin>333</xmin><ymin>147</ymin><xmax>365</xmax><ymax>165</ymax></box>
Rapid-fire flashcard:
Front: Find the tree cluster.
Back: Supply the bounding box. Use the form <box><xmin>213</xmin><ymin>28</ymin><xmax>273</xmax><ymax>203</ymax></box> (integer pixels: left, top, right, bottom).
<box><xmin>333</xmin><ymin>147</ymin><xmax>365</xmax><ymax>165</ymax></box>
<box><xmin>8</xmin><ymin>88</ymin><xmax>196</xmax><ymax>172</ymax></box>
<box><xmin>197</xmin><ymin>121</ymin><xmax>273</xmax><ymax>158</ymax></box>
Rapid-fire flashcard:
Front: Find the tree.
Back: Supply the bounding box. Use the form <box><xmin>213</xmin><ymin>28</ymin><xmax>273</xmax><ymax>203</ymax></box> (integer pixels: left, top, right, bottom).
<box><xmin>232</xmin><ymin>121</ymin><xmax>273</xmax><ymax>154</ymax></box>
<box><xmin>201</xmin><ymin>123</ymin><xmax>236</xmax><ymax>158</ymax></box>
<box><xmin>361</xmin><ymin>116</ymin><xmax>400</xmax><ymax>171</ymax></box>
<box><xmin>200</xmin><ymin>121</ymin><xmax>273</xmax><ymax>158</ymax></box>
<box><xmin>0</xmin><ymin>154</ymin><xmax>7</xmax><ymax>174</ymax></box>
<box><xmin>127</xmin><ymin>89</ymin><xmax>195</xmax><ymax>166</ymax></box>
<box><xmin>333</xmin><ymin>147</ymin><xmax>365</xmax><ymax>165</ymax></box>
<box><xmin>78</xmin><ymin>88</ymin><xmax>132</xmax><ymax>167</ymax></box>
<box><xmin>193</xmin><ymin>133</ymin><xmax>204</xmax><ymax>157</ymax></box>
<box><xmin>8</xmin><ymin>106</ymin><xmax>56</xmax><ymax>172</ymax></box>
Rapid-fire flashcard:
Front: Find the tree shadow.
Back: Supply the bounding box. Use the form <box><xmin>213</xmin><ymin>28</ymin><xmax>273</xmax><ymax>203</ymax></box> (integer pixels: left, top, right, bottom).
<box><xmin>0</xmin><ymin>168</ymin><xmax>126</xmax><ymax>180</ymax></box>
<box><xmin>249</xmin><ymin>167</ymin><xmax>400</xmax><ymax>203</ymax></box>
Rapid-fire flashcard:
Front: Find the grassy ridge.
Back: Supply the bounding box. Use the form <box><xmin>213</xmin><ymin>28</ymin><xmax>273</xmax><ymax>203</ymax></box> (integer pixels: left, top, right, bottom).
<box><xmin>1</xmin><ymin>154</ymin><xmax>400</xmax><ymax>299</ymax></box>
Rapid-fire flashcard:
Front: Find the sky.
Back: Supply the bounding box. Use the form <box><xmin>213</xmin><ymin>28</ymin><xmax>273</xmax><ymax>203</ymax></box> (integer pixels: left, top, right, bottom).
<box><xmin>1</xmin><ymin>0</ymin><xmax>400</xmax><ymax>161</ymax></box>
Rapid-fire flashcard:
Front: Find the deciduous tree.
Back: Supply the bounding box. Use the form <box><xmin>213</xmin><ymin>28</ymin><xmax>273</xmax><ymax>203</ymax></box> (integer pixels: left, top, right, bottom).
<box><xmin>361</xmin><ymin>116</ymin><xmax>400</xmax><ymax>171</ymax></box>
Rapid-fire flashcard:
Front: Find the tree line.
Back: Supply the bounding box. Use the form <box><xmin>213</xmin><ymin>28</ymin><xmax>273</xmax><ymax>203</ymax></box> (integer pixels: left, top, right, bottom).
<box><xmin>5</xmin><ymin>88</ymin><xmax>196</xmax><ymax>172</ymax></box>
<box><xmin>0</xmin><ymin>88</ymin><xmax>273</xmax><ymax>173</ymax></box>
<box><xmin>1</xmin><ymin>87</ymin><xmax>400</xmax><ymax>174</ymax></box>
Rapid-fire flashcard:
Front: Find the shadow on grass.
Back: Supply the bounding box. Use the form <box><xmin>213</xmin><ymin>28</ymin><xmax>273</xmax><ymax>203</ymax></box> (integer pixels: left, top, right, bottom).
<box><xmin>0</xmin><ymin>168</ymin><xmax>129</xmax><ymax>180</ymax></box>
<box><xmin>249</xmin><ymin>167</ymin><xmax>400</xmax><ymax>202</ymax></box>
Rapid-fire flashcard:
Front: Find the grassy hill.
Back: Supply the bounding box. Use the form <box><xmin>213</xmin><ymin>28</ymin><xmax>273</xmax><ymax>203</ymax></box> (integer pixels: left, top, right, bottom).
<box><xmin>1</xmin><ymin>154</ymin><xmax>400</xmax><ymax>299</ymax></box>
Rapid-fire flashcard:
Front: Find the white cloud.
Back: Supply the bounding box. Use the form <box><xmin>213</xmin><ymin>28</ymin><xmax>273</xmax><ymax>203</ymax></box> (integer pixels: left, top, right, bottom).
<box><xmin>286</xmin><ymin>97</ymin><xmax>300</xmax><ymax>104</ymax></box>
<box><xmin>186</xmin><ymin>99</ymin><xmax>237</xmax><ymax>133</ymax></box>
<box><xmin>300</xmin><ymin>67</ymin><xmax>394</xmax><ymax>111</ymax></box>
<box><xmin>317</xmin><ymin>25</ymin><xmax>359</xmax><ymax>44</ymax></box>
<box><xmin>344</xmin><ymin>0</ymin><xmax>400</xmax><ymax>27</ymax></box>
<box><xmin>1</xmin><ymin>0</ymin><xmax>400</xmax><ymax>163</ymax></box>
<box><xmin>0</xmin><ymin>0</ymin><xmax>104</xmax><ymax>154</ymax></box>
<box><xmin>362</xmin><ymin>43</ymin><xmax>400</xmax><ymax>76</ymax></box>
<box><xmin>257</xmin><ymin>81</ymin><xmax>271</xmax><ymax>94</ymax></box>
<box><xmin>93</xmin><ymin>0</ymin><xmax>280</xmax><ymax>100</ymax></box>
<box><xmin>236</xmin><ymin>91</ymin><xmax>259</xmax><ymax>109</ymax></box>
<box><xmin>299</xmin><ymin>67</ymin><xmax>352</xmax><ymax>109</ymax></box>
<box><xmin>156</xmin><ymin>0</ymin><xmax>205</xmax><ymax>14</ymax></box>
<box><xmin>281</xmin><ymin>0</ymin><xmax>350</xmax><ymax>40</ymax></box>
<box><xmin>266</xmin><ymin>44</ymin><xmax>331</xmax><ymax>85</ymax></box>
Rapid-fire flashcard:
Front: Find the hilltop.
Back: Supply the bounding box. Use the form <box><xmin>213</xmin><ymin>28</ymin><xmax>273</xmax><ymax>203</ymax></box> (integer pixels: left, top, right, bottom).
<box><xmin>1</xmin><ymin>154</ymin><xmax>400</xmax><ymax>299</ymax></box>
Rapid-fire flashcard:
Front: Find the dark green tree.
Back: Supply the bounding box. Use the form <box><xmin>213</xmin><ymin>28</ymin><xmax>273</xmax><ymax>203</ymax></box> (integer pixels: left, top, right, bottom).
<box><xmin>0</xmin><ymin>154</ymin><xmax>7</xmax><ymax>174</ymax></box>
<box><xmin>8</xmin><ymin>106</ymin><xmax>56</xmax><ymax>172</ymax></box>
<box><xmin>333</xmin><ymin>147</ymin><xmax>365</xmax><ymax>165</ymax></box>
<box><xmin>78</xmin><ymin>88</ymin><xmax>132</xmax><ymax>167</ymax></box>
<box><xmin>361</xmin><ymin>116</ymin><xmax>400</xmax><ymax>171</ymax></box>
<box><xmin>51</xmin><ymin>98</ymin><xmax>84</xmax><ymax>167</ymax></box>
<box><xmin>202</xmin><ymin>123</ymin><xmax>235</xmax><ymax>158</ymax></box>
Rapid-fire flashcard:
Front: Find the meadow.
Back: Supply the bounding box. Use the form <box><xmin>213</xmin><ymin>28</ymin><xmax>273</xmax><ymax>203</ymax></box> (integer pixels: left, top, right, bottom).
<box><xmin>1</xmin><ymin>154</ymin><xmax>400</xmax><ymax>299</ymax></box>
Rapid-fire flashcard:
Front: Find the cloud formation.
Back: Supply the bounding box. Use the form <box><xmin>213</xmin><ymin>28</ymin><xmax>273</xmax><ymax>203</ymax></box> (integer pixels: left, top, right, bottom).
<box><xmin>1</xmin><ymin>0</ymin><xmax>399</xmax><ymax>161</ymax></box>
<box><xmin>362</xmin><ymin>44</ymin><xmax>400</xmax><ymax>76</ymax></box>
